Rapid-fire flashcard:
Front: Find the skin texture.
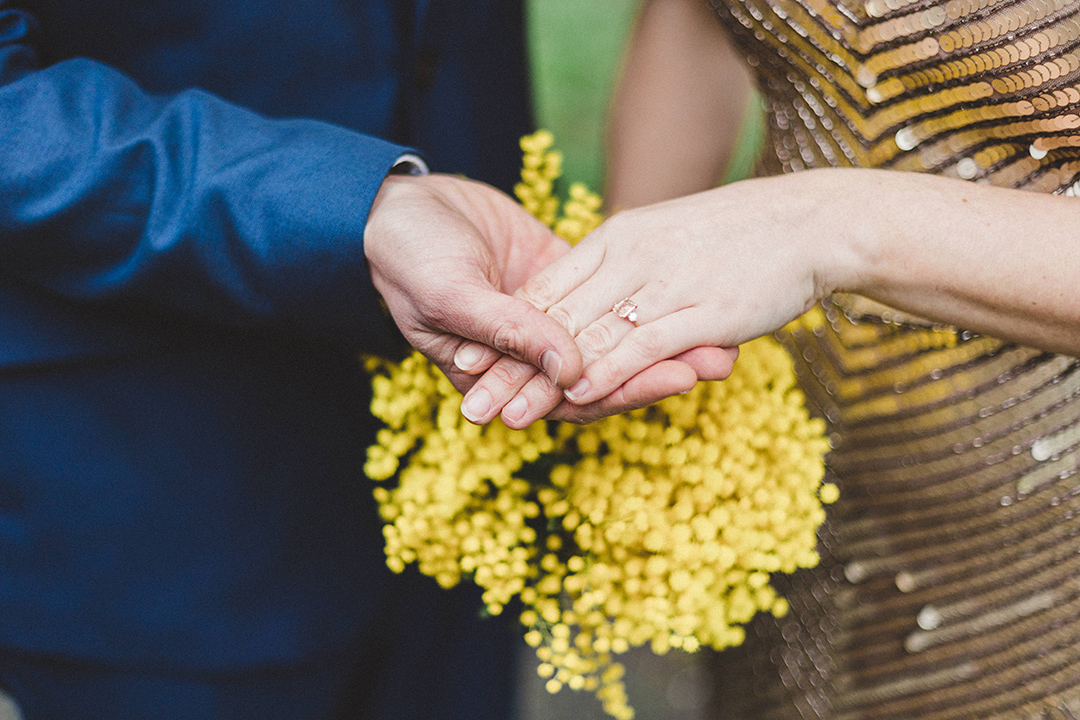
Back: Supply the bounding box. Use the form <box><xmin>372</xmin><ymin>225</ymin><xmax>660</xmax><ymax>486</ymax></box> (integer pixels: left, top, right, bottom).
<box><xmin>364</xmin><ymin>173</ymin><xmax>738</xmax><ymax>424</ymax></box>
<box><xmin>518</xmin><ymin>168</ymin><xmax>1080</xmax><ymax>409</ymax></box>
<box><xmin>463</xmin><ymin>0</ymin><xmax>1080</xmax><ymax>426</ymax></box>
<box><xmin>604</xmin><ymin>0</ymin><xmax>754</xmax><ymax>211</ymax></box>
<box><xmin>364</xmin><ymin>173</ymin><xmax>583</xmax><ymax>393</ymax></box>
<box><xmin>449</xmin><ymin>0</ymin><xmax>749</xmax><ymax>429</ymax></box>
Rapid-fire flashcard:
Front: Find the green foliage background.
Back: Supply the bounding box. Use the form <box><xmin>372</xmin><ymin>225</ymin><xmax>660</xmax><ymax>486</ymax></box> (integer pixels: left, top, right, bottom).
<box><xmin>526</xmin><ymin>0</ymin><xmax>763</xmax><ymax>191</ymax></box>
<box><xmin>527</xmin><ymin>0</ymin><xmax>639</xmax><ymax>191</ymax></box>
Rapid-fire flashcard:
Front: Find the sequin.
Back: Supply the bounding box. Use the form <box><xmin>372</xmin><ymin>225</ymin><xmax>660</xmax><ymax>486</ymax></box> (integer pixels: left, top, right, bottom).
<box><xmin>917</xmin><ymin>604</ymin><xmax>943</xmax><ymax>630</ymax></box>
<box><xmin>956</xmin><ymin>157</ymin><xmax>978</xmax><ymax>178</ymax></box>
<box><xmin>703</xmin><ymin>0</ymin><xmax>1080</xmax><ymax>711</ymax></box>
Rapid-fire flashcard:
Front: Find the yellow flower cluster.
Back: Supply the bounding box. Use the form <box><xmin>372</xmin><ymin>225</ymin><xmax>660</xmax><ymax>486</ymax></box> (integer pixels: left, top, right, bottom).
<box><xmin>364</xmin><ymin>132</ymin><xmax>832</xmax><ymax>719</ymax></box>
<box><xmin>514</xmin><ymin>130</ymin><xmax>604</xmax><ymax>244</ymax></box>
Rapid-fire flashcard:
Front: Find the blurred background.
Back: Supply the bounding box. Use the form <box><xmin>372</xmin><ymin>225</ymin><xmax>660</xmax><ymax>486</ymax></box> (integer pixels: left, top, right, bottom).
<box><xmin>516</xmin><ymin>2</ymin><xmax>762</xmax><ymax>718</ymax></box>
<box><xmin>527</xmin><ymin>0</ymin><xmax>762</xmax><ymax>192</ymax></box>
<box><xmin>527</xmin><ymin>0</ymin><xmax>639</xmax><ymax>191</ymax></box>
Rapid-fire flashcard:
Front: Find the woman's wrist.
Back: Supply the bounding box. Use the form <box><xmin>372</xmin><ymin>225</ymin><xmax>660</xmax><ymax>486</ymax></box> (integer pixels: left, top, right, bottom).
<box><xmin>793</xmin><ymin>168</ymin><xmax>889</xmax><ymax>304</ymax></box>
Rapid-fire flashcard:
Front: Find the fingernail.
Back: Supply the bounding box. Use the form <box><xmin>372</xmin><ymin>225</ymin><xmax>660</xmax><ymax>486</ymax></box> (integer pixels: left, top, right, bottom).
<box><xmin>564</xmin><ymin>378</ymin><xmax>590</xmax><ymax>403</ymax></box>
<box><xmin>540</xmin><ymin>350</ymin><xmax>562</xmax><ymax>386</ymax></box>
<box><xmin>461</xmin><ymin>388</ymin><xmax>492</xmax><ymax>422</ymax></box>
<box><xmin>503</xmin><ymin>395</ymin><xmax>528</xmax><ymax>423</ymax></box>
<box><xmin>454</xmin><ymin>345</ymin><xmax>485</xmax><ymax>372</ymax></box>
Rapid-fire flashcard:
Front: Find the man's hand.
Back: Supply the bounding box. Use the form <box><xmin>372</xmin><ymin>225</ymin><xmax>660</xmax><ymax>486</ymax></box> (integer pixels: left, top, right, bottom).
<box><xmin>364</xmin><ymin>173</ymin><xmax>585</xmax><ymax>396</ymax></box>
<box><xmin>364</xmin><ymin>173</ymin><xmax>738</xmax><ymax>426</ymax></box>
<box><xmin>456</xmin><ymin>340</ymin><xmax>739</xmax><ymax>428</ymax></box>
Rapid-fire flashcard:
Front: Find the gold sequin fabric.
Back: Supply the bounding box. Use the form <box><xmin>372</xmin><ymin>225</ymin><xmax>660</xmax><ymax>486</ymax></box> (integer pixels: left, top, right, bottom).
<box><xmin>704</xmin><ymin>0</ymin><xmax>1080</xmax><ymax>713</ymax></box>
<box><xmin>709</xmin><ymin>0</ymin><xmax>1080</xmax><ymax>184</ymax></box>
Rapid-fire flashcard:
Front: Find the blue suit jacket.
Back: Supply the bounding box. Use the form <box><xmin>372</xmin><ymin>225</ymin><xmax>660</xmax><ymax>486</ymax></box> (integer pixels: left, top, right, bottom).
<box><xmin>0</xmin><ymin>0</ymin><xmax>531</xmax><ymax>674</ymax></box>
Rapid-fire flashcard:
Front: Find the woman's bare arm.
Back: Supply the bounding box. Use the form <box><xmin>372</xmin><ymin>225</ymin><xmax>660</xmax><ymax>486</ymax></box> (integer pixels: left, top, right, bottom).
<box><xmin>605</xmin><ymin>0</ymin><xmax>754</xmax><ymax>210</ymax></box>
<box><xmin>509</xmin><ymin>166</ymin><xmax>1080</xmax><ymax>409</ymax></box>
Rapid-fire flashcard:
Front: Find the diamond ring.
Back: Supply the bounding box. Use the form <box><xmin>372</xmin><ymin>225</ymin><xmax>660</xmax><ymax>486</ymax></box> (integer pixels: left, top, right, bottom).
<box><xmin>612</xmin><ymin>298</ymin><xmax>639</xmax><ymax>325</ymax></box>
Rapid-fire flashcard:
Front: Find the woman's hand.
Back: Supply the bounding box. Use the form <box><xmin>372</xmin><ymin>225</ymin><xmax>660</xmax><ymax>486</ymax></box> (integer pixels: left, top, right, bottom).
<box><xmin>463</xmin><ymin>165</ymin><xmax>1080</xmax><ymax>424</ymax></box>
<box><xmin>513</xmin><ymin>172</ymin><xmax>841</xmax><ymax>406</ymax></box>
<box><xmin>366</xmin><ymin>174</ymin><xmax>738</xmax><ymax>426</ymax></box>
<box><xmin>503</xmin><ymin>166</ymin><xmax>1080</xmax><ymax>414</ymax></box>
<box><xmin>458</xmin><ymin>170</ymin><xmax>845</xmax><ymax>425</ymax></box>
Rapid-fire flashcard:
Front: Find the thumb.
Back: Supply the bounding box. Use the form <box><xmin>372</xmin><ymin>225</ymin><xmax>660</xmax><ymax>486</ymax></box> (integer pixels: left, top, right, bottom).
<box><xmin>438</xmin><ymin>284</ymin><xmax>583</xmax><ymax>389</ymax></box>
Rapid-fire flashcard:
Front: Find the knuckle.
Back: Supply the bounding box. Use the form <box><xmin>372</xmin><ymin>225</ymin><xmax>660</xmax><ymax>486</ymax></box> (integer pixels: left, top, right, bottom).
<box><xmin>576</xmin><ymin>323</ymin><xmax>615</xmax><ymax>361</ymax></box>
<box><xmin>530</xmin><ymin>376</ymin><xmax>563</xmax><ymax>406</ymax></box>
<box><xmin>522</xmin><ymin>370</ymin><xmax>555</xmax><ymax>395</ymax></box>
<box><xmin>490</xmin><ymin>320</ymin><xmax>527</xmax><ymax>358</ymax></box>
<box><xmin>589</xmin><ymin>359</ymin><xmax>624</xmax><ymax>392</ymax></box>
<box><xmin>519</xmin><ymin>273</ymin><xmax>559</xmax><ymax>310</ymax></box>
<box><xmin>485</xmin><ymin>357</ymin><xmax>532</xmax><ymax>387</ymax></box>
<box><xmin>522</xmin><ymin>396</ymin><xmax>561</xmax><ymax>424</ymax></box>
<box><xmin>544</xmin><ymin>304</ymin><xmax>578</xmax><ymax>335</ymax></box>
<box><xmin>630</xmin><ymin>324</ymin><xmax>666</xmax><ymax>359</ymax></box>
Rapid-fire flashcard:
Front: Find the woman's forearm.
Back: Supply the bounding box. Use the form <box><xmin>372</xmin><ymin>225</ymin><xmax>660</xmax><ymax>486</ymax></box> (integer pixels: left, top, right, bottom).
<box><xmin>605</xmin><ymin>0</ymin><xmax>754</xmax><ymax>210</ymax></box>
<box><xmin>501</xmin><ymin>167</ymin><xmax>1080</xmax><ymax>408</ymax></box>
<box><xmin>459</xmin><ymin>166</ymin><xmax>1080</xmax><ymax>423</ymax></box>
<box><xmin>815</xmin><ymin>168</ymin><xmax>1080</xmax><ymax>355</ymax></box>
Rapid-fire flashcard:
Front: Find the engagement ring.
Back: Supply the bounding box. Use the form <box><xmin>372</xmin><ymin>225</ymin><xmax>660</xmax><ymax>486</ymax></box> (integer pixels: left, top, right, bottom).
<box><xmin>612</xmin><ymin>298</ymin><xmax>639</xmax><ymax>325</ymax></box>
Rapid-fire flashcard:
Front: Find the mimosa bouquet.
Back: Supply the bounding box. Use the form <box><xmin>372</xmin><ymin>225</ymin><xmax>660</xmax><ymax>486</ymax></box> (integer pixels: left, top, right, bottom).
<box><xmin>364</xmin><ymin>132</ymin><xmax>833</xmax><ymax>719</ymax></box>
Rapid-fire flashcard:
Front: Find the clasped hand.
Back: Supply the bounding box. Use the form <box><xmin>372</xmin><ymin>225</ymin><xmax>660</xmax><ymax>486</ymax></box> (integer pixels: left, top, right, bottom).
<box><xmin>366</xmin><ymin>173</ymin><xmax>739</xmax><ymax>426</ymax></box>
<box><xmin>367</xmin><ymin>173</ymin><xmax>829</xmax><ymax>428</ymax></box>
<box><xmin>457</xmin><ymin>175</ymin><xmax>834</xmax><ymax>428</ymax></box>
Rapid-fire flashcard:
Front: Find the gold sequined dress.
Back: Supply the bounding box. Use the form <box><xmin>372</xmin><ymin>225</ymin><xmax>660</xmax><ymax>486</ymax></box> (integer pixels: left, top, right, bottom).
<box><xmin>703</xmin><ymin>0</ymin><xmax>1080</xmax><ymax>715</ymax></box>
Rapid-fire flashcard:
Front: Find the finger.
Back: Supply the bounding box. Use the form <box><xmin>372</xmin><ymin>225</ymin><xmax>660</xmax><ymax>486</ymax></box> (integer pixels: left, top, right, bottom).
<box><xmin>498</xmin><ymin>309</ymin><xmax>639</xmax><ymax>428</ymax></box>
<box><xmin>460</xmin><ymin>354</ymin><xmax>541</xmax><ymax>425</ymax></box>
<box><xmin>564</xmin><ymin>308</ymin><xmax>708</xmax><ymax>405</ymax></box>
<box><xmin>477</xmin><ymin>316</ymin><xmax>633</xmax><ymax>429</ymax></box>
<box><xmin>546</xmin><ymin>261</ymin><xmax>702</xmax><ymax>375</ymax></box>
<box><xmin>526</xmin><ymin>218</ymin><xmax>654</xmax><ymax>339</ymax></box>
<box><xmin>541</xmin><ymin>279</ymin><xmax>647</xmax><ymax>341</ymax></box>
<box><xmin>574</xmin><ymin>308</ymin><xmax>639</xmax><ymax>363</ymax></box>
<box><xmin>499</xmin><ymin>371</ymin><xmax>562</xmax><ymax>429</ymax></box>
<box><xmin>452</xmin><ymin>340</ymin><xmax>501</xmax><ymax>376</ymax></box>
<box><xmin>458</xmin><ymin>279</ymin><xmax>631</xmax><ymax>425</ymax></box>
<box><xmin>514</xmin><ymin>239</ymin><xmax>609</xmax><ymax>318</ymax></box>
<box><xmin>497</xmin><ymin>305</ymin><xmax>681</xmax><ymax>428</ymax></box>
<box><xmin>465</xmin><ymin>292</ymin><xmax>703</xmax><ymax>428</ymax></box>
<box><xmin>547</xmin><ymin>359</ymin><xmax>698</xmax><ymax>424</ymax></box>
<box><xmin>418</xmin><ymin>335</ymin><xmax>489</xmax><ymax>398</ymax></box>
<box><xmin>438</xmin><ymin>288</ymin><xmax>583</xmax><ymax>388</ymax></box>
<box><xmin>672</xmin><ymin>346</ymin><xmax>739</xmax><ymax>382</ymax></box>
<box><xmin>504</xmin><ymin>345</ymin><xmax>740</xmax><ymax>428</ymax></box>
<box><xmin>434</xmin><ymin>369</ymin><xmax>480</xmax><ymax>398</ymax></box>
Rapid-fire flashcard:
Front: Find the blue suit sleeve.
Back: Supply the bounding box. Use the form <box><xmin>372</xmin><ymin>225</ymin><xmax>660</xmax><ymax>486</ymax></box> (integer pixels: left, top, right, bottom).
<box><xmin>0</xmin><ymin>7</ymin><xmax>412</xmax><ymax>352</ymax></box>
